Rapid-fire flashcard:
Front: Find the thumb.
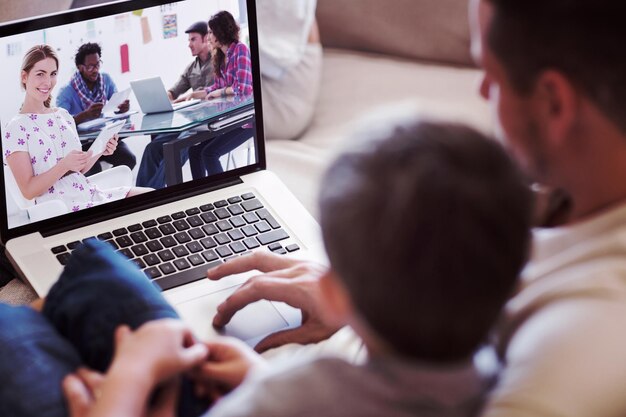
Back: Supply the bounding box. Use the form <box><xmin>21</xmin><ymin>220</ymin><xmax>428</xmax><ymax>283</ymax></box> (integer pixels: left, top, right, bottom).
<box><xmin>181</xmin><ymin>343</ymin><xmax>209</xmax><ymax>367</ymax></box>
<box><xmin>114</xmin><ymin>325</ymin><xmax>132</xmax><ymax>350</ymax></box>
<box><xmin>62</xmin><ymin>374</ymin><xmax>92</xmax><ymax>417</ymax></box>
<box><xmin>254</xmin><ymin>327</ymin><xmax>311</xmax><ymax>353</ymax></box>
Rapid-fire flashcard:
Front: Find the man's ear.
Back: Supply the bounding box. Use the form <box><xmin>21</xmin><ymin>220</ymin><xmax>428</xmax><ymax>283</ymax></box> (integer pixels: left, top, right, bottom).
<box><xmin>533</xmin><ymin>70</ymin><xmax>580</xmax><ymax>145</ymax></box>
<box><xmin>319</xmin><ymin>268</ymin><xmax>353</xmax><ymax>323</ymax></box>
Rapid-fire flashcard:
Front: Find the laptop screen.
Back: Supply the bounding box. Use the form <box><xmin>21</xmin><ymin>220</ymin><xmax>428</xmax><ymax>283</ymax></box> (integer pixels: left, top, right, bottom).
<box><xmin>0</xmin><ymin>0</ymin><xmax>266</xmax><ymax>240</ymax></box>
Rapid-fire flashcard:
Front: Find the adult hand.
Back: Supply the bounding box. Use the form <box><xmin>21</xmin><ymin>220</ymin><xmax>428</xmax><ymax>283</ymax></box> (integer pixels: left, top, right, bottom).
<box><xmin>85</xmin><ymin>102</ymin><xmax>104</xmax><ymax>119</ymax></box>
<box><xmin>63</xmin><ymin>367</ymin><xmax>181</xmax><ymax>417</ymax></box>
<box><xmin>207</xmin><ymin>252</ymin><xmax>342</xmax><ymax>353</ymax></box>
<box><xmin>173</xmin><ymin>93</ymin><xmax>190</xmax><ymax>103</ymax></box>
<box><xmin>116</xmin><ymin>100</ymin><xmax>130</xmax><ymax>114</ymax></box>
<box><xmin>190</xmin><ymin>89</ymin><xmax>209</xmax><ymax>100</ymax></box>
<box><xmin>206</xmin><ymin>89</ymin><xmax>222</xmax><ymax>100</ymax></box>
<box><xmin>63</xmin><ymin>367</ymin><xmax>104</xmax><ymax>417</ymax></box>
<box><xmin>110</xmin><ymin>319</ymin><xmax>208</xmax><ymax>384</ymax></box>
<box><xmin>102</xmin><ymin>134</ymin><xmax>119</xmax><ymax>156</ymax></box>
<box><xmin>190</xmin><ymin>337</ymin><xmax>266</xmax><ymax>400</ymax></box>
<box><xmin>60</xmin><ymin>150</ymin><xmax>92</xmax><ymax>172</ymax></box>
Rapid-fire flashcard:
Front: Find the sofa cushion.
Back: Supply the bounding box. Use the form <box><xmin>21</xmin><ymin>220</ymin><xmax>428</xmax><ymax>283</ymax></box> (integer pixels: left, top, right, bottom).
<box><xmin>317</xmin><ymin>0</ymin><xmax>473</xmax><ymax>67</ymax></box>
<box><xmin>267</xmin><ymin>48</ymin><xmax>491</xmax><ymax>217</ymax></box>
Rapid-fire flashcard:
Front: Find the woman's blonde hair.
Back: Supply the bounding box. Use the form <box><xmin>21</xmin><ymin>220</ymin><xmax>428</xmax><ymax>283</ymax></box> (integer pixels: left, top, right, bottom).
<box><xmin>21</xmin><ymin>44</ymin><xmax>59</xmax><ymax>108</ymax></box>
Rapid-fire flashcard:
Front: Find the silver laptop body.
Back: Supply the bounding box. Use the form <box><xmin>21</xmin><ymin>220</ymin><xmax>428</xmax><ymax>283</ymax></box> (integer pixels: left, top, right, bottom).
<box><xmin>131</xmin><ymin>76</ymin><xmax>201</xmax><ymax>114</ymax></box>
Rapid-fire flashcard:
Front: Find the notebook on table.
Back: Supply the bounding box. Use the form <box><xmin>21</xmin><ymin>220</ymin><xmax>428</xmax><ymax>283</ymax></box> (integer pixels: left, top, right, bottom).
<box><xmin>0</xmin><ymin>0</ymin><xmax>324</xmax><ymax>346</ymax></box>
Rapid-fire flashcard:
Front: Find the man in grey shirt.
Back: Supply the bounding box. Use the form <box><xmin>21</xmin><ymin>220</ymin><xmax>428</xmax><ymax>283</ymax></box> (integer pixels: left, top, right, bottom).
<box><xmin>168</xmin><ymin>21</ymin><xmax>214</xmax><ymax>100</ymax></box>
<box><xmin>136</xmin><ymin>21</ymin><xmax>214</xmax><ymax>188</ymax></box>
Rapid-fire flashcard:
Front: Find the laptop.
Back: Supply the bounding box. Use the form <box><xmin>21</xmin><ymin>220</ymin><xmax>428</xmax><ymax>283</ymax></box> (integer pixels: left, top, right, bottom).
<box><xmin>131</xmin><ymin>76</ymin><xmax>202</xmax><ymax>114</ymax></box>
<box><xmin>0</xmin><ymin>0</ymin><xmax>325</xmax><ymax>346</ymax></box>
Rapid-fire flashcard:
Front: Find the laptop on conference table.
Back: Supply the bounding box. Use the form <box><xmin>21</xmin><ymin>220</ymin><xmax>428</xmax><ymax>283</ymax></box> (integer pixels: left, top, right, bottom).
<box><xmin>131</xmin><ymin>76</ymin><xmax>201</xmax><ymax>114</ymax></box>
<box><xmin>0</xmin><ymin>0</ymin><xmax>324</xmax><ymax>346</ymax></box>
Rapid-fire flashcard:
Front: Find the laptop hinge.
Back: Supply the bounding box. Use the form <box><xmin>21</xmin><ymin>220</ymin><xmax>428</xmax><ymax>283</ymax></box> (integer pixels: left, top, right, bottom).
<box><xmin>40</xmin><ymin>177</ymin><xmax>243</xmax><ymax>237</ymax></box>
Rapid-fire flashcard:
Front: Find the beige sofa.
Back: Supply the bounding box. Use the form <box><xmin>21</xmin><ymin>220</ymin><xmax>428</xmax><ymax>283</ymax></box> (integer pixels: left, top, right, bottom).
<box><xmin>267</xmin><ymin>0</ymin><xmax>491</xmax><ymax>218</ymax></box>
<box><xmin>0</xmin><ymin>0</ymin><xmax>490</xmax><ymax>303</ymax></box>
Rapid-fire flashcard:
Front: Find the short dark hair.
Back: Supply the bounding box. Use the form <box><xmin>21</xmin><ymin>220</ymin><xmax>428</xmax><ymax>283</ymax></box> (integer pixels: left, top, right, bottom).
<box><xmin>319</xmin><ymin>119</ymin><xmax>532</xmax><ymax>362</ymax></box>
<box><xmin>485</xmin><ymin>0</ymin><xmax>626</xmax><ymax>133</ymax></box>
<box><xmin>74</xmin><ymin>42</ymin><xmax>101</xmax><ymax>67</ymax></box>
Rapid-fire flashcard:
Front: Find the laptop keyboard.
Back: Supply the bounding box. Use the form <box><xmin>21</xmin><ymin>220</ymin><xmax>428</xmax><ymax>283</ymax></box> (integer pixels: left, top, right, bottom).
<box><xmin>50</xmin><ymin>192</ymin><xmax>300</xmax><ymax>290</ymax></box>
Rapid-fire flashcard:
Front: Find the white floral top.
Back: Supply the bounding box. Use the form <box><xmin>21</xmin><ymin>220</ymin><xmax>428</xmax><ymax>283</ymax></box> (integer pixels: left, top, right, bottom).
<box><xmin>3</xmin><ymin>107</ymin><xmax>129</xmax><ymax>212</ymax></box>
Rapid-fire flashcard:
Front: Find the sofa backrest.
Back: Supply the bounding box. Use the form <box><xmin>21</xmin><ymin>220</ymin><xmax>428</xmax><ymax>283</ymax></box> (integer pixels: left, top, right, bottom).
<box><xmin>317</xmin><ymin>0</ymin><xmax>473</xmax><ymax>67</ymax></box>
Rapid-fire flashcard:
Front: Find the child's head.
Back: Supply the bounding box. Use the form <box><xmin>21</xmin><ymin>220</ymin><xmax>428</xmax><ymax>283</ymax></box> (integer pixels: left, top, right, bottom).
<box><xmin>318</xmin><ymin>119</ymin><xmax>532</xmax><ymax>362</ymax></box>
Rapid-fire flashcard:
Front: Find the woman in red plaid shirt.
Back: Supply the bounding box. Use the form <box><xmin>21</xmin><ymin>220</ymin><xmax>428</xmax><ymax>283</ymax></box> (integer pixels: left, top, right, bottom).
<box><xmin>188</xmin><ymin>10</ymin><xmax>254</xmax><ymax>179</ymax></box>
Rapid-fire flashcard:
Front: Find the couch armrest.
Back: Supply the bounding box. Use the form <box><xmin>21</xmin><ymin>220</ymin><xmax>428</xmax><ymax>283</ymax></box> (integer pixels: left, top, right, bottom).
<box><xmin>317</xmin><ymin>0</ymin><xmax>473</xmax><ymax>67</ymax></box>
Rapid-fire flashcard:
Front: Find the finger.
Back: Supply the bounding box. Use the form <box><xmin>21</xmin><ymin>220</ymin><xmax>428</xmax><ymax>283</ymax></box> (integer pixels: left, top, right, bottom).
<box><xmin>207</xmin><ymin>251</ymin><xmax>298</xmax><ymax>280</ymax></box>
<box><xmin>75</xmin><ymin>367</ymin><xmax>104</xmax><ymax>392</ymax></box>
<box><xmin>62</xmin><ymin>374</ymin><xmax>92</xmax><ymax>417</ymax></box>
<box><xmin>213</xmin><ymin>277</ymin><xmax>302</xmax><ymax>327</ymax></box>
<box><xmin>150</xmin><ymin>378</ymin><xmax>180</xmax><ymax>417</ymax></box>
<box><xmin>195</xmin><ymin>361</ymin><xmax>243</xmax><ymax>388</ymax></box>
<box><xmin>114</xmin><ymin>324</ymin><xmax>132</xmax><ymax>349</ymax></box>
<box><xmin>202</xmin><ymin>337</ymin><xmax>246</xmax><ymax>361</ymax></box>
<box><xmin>181</xmin><ymin>343</ymin><xmax>209</xmax><ymax>367</ymax></box>
<box><xmin>254</xmin><ymin>326</ymin><xmax>316</xmax><ymax>353</ymax></box>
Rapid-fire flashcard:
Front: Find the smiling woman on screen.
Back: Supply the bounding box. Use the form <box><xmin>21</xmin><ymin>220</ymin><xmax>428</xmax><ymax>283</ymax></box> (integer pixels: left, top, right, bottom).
<box><xmin>3</xmin><ymin>45</ymin><xmax>150</xmax><ymax>212</ymax></box>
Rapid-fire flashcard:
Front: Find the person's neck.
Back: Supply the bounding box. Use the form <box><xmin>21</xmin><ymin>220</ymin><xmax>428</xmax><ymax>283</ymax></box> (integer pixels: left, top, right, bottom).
<box><xmin>198</xmin><ymin>48</ymin><xmax>210</xmax><ymax>63</ymax></box>
<box><xmin>555</xmin><ymin>117</ymin><xmax>626</xmax><ymax>224</ymax></box>
<box><xmin>82</xmin><ymin>74</ymin><xmax>96</xmax><ymax>90</ymax></box>
<box><xmin>350</xmin><ymin>319</ymin><xmax>395</xmax><ymax>359</ymax></box>
<box><xmin>220</xmin><ymin>43</ymin><xmax>231</xmax><ymax>55</ymax></box>
<box><xmin>20</xmin><ymin>96</ymin><xmax>48</xmax><ymax>114</ymax></box>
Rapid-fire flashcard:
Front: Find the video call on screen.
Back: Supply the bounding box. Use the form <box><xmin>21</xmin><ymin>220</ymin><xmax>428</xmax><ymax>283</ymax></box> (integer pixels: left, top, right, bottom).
<box><xmin>1</xmin><ymin>0</ymin><xmax>257</xmax><ymax>229</ymax></box>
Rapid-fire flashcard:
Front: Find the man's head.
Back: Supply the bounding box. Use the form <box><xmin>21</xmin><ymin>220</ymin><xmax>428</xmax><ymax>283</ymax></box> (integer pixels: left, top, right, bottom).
<box><xmin>318</xmin><ymin>119</ymin><xmax>532</xmax><ymax>362</ymax></box>
<box><xmin>74</xmin><ymin>42</ymin><xmax>102</xmax><ymax>84</ymax></box>
<box><xmin>185</xmin><ymin>21</ymin><xmax>209</xmax><ymax>57</ymax></box>
<box><xmin>470</xmin><ymin>0</ymin><xmax>626</xmax><ymax>190</ymax></box>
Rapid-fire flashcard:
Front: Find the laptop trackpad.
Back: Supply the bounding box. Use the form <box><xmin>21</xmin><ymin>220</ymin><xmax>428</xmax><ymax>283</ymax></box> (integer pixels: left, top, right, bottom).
<box><xmin>175</xmin><ymin>286</ymin><xmax>290</xmax><ymax>345</ymax></box>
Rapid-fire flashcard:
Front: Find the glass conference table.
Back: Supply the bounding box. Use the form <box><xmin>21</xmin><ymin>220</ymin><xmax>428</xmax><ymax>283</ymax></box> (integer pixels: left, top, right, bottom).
<box><xmin>78</xmin><ymin>95</ymin><xmax>255</xmax><ymax>186</ymax></box>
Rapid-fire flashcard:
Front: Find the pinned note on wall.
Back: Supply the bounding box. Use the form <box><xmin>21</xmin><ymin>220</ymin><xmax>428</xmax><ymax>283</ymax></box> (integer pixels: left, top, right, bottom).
<box><xmin>141</xmin><ymin>16</ymin><xmax>152</xmax><ymax>44</ymax></box>
<box><xmin>162</xmin><ymin>14</ymin><xmax>178</xmax><ymax>39</ymax></box>
<box><xmin>120</xmin><ymin>44</ymin><xmax>130</xmax><ymax>73</ymax></box>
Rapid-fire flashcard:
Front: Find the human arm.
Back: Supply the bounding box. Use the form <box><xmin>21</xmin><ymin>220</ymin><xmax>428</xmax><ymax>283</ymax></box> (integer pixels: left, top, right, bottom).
<box><xmin>168</xmin><ymin>65</ymin><xmax>193</xmax><ymax>101</ymax></box>
<box><xmin>207</xmin><ymin>252</ymin><xmax>342</xmax><ymax>353</ymax></box>
<box><xmin>62</xmin><ymin>319</ymin><xmax>208</xmax><ymax>417</ymax></box>
<box><xmin>7</xmin><ymin>151</ymin><xmax>92</xmax><ymax>200</ymax></box>
<box><xmin>73</xmin><ymin>103</ymin><xmax>105</xmax><ymax>125</ymax></box>
<box><xmin>181</xmin><ymin>88</ymin><xmax>209</xmax><ymax>101</ymax></box>
<box><xmin>116</xmin><ymin>100</ymin><xmax>130</xmax><ymax>114</ymax></box>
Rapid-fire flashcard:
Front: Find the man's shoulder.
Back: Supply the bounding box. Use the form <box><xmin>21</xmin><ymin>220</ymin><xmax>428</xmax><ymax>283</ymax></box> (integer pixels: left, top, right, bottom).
<box><xmin>491</xmin><ymin>299</ymin><xmax>626</xmax><ymax>417</ymax></box>
<box><xmin>100</xmin><ymin>72</ymin><xmax>116</xmax><ymax>86</ymax></box>
<box><xmin>56</xmin><ymin>82</ymin><xmax>75</xmax><ymax>98</ymax></box>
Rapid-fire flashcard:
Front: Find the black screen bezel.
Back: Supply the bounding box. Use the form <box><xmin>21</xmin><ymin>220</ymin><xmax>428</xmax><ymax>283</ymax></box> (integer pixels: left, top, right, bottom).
<box><xmin>0</xmin><ymin>0</ymin><xmax>266</xmax><ymax>243</ymax></box>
